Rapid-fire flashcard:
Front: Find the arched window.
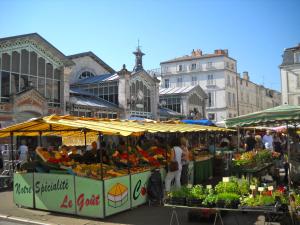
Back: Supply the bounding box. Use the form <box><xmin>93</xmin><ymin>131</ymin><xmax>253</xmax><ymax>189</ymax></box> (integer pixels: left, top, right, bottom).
<box><xmin>79</xmin><ymin>71</ymin><xmax>94</xmax><ymax>79</ymax></box>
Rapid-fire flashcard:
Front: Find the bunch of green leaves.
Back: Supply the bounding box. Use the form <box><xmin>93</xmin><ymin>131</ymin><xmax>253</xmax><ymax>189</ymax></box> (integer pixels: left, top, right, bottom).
<box><xmin>254</xmin><ymin>150</ymin><xmax>272</xmax><ymax>164</ymax></box>
<box><xmin>202</xmin><ymin>189</ymin><xmax>217</xmax><ymax>206</ymax></box>
<box><xmin>216</xmin><ymin>193</ymin><xmax>240</xmax><ymax>207</ymax></box>
<box><xmin>189</xmin><ymin>185</ymin><xmax>206</xmax><ymax>200</ymax></box>
<box><xmin>237</xmin><ymin>177</ymin><xmax>250</xmax><ymax>196</ymax></box>
<box><xmin>168</xmin><ymin>186</ymin><xmax>191</xmax><ymax>198</ymax></box>
<box><xmin>215</xmin><ymin>178</ymin><xmax>239</xmax><ymax>194</ymax></box>
<box><xmin>273</xmin><ymin>190</ymin><xmax>288</xmax><ymax>204</ymax></box>
<box><xmin>294</xmin><ymin>194</ymin><xmax>300</xmax><ymax>207</ymax></box>
<box><xmin>258</xmin><ymin>195</ymin><xmax>275</xmax><ymax>206</ymax></box>
<box><xmin>241</xmin><ymin>195</ymin><xmax>259</xmax><ymax>206</ymax></box>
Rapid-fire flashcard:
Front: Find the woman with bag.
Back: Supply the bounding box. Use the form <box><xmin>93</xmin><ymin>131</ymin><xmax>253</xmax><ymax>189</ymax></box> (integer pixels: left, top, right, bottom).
<box><xmin>165</xmin><ymin>138</ymin><xmax>183</xmax><ymax>192</ymax></box>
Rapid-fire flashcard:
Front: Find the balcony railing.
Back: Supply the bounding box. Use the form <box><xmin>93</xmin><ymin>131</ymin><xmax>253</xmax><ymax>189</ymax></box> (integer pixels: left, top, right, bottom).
<box><xmin>161</xmin><ymin>65</ymin><xmax>227</xmax><ymax>75</ymax></box>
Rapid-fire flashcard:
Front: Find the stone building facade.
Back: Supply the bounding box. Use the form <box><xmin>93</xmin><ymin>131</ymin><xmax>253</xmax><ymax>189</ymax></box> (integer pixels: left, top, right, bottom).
<box><xmin>280</xmin><ymin>43</ymin><xmax>300</xmax><ymax>105</ymax></box>
<box><xmin>158</xmin><ymin>49</ymin><xmax>281</xmax><ymax>122</ymax></box>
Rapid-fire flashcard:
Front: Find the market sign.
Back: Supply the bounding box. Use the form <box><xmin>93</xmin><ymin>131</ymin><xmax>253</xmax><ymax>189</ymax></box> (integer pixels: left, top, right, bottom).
<box><xmin>104</xmin><ymin>175</ymin><xmax>130</xmax><ymax>217</ymax></box>
<box><xmin>13</xmin><ymin>173</ymin><xmax>34</xmax><ymax>208</ymax></box>
<box><xmin>34</xmin><ymin>173</ymin><xmax>75</xmax><ymax>214</ymax></box>
<box><xmin>131</xmin><ymin>171</ymin><xmax>151</xmax><ymax>207</ymax></box>
<box><xmin>75</xmin><ymin>176</ymin><xmax>104</xmax><ymax>218</ymax></box>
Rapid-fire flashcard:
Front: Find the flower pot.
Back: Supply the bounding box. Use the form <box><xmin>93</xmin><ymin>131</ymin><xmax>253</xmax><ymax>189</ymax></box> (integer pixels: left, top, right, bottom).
<box><xmin>230</xmin><ymin>200</ymin><xmax>240</xmax><ymax>209</ymax></box>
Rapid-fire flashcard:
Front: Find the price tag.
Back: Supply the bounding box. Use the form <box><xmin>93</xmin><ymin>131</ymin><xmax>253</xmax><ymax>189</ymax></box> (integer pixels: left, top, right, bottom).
<box><xmin>250</xmin><ymin>185</ymin><xmax>256</xmax><ymax>190</ymax></box>
<box><xmin>222</xmin><ymin>177</ymin><xmax>229</xmax><ymax>183</ymax></box>
<box><xmin>258</xmin><ymin>187</ymin><xmax>264</xmax><ymax>192</ymax></box>
<box><xmin>268</xmin><ymin>186</ymin><xmax>274</xmax><ymax>191</ymax></box>
<box><xmin>206</xmin><ymin>185</ymin><xmax>212</xmax><ymax>189</ymax></box>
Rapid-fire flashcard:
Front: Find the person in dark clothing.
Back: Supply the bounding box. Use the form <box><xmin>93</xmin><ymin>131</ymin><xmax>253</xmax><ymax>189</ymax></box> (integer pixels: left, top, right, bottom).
<box><xmin>97</xmin><ymin>142</ymin><xmax>110</xmax><ymax>164</ymax></box>
<box><xmin>83</xmin><ymin>141</ymin><xmax>98</xmax><ymax>164</ymax></box>
<box><xmin>244</xmin><ymin>131</ymin><xmax>256</xmax><ymax>151</ymax></box>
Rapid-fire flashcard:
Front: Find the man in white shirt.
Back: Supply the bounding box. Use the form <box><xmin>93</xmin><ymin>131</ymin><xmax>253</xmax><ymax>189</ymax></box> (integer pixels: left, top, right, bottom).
<box><xmin>18</xmin><ymin>140</ymin><xmax>28</xmax><ymax>163</ymax></box>
<box><xmin>263</xmin><ymin>130</ymin><xmax>273</xmax><ymax>150</ymax></box>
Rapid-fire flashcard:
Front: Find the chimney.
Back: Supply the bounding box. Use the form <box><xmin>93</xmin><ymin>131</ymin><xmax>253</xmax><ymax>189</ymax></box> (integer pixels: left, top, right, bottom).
<box><xmin>243</xmin><ymin>71</ymin><xmax>249</xmax><ymax>80</ymax></box>
<box><xmin>191</xmin><ymin>49</ymin><xmax>202</xmax><ymax>56</ymax></box>
<box><xmin>214</xmin><ymin>49</ymin><xmax>228</xmax><ymax>56</ymax></box>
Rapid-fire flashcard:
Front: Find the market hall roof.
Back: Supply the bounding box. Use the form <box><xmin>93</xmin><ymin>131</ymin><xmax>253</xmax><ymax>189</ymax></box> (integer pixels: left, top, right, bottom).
<box><xmin>69</xmin><ymin>95</ymin><xmax>120</xmax><ymax>110</ymax></box>
<box><xmin>0</xmin><ymin>33</ymin><xmax>74</xmax><ymax>67</ymax></box>
<box><xmin>72</xmin><ymin>73</ymin><xmax>119</xmax><ymax>85</ymax></box>
<box><xmin>0</xmin><ymin>115</ymin><xmax>232</xmax><ymax>137</ymax></box>
<box><xmin>159</xmin><ymin>85</ymin><xmax>207</xmax><ymax>98</ymax></box>
<box><xmin>67</xmin><ymin>51</ymin><xmax>115</xmax><ymax>74</ymax></box>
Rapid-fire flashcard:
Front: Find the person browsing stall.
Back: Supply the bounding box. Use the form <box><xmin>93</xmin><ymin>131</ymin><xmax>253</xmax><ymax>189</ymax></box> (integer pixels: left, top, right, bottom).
<box><xmin>165</xmin><ymin>138</ymin><xmax>183</xmax><ymax>192</ymax></box>
<box><xmin>263</xmin><ymin>130</ymin><xmax>274</xmax><ymax>150</ymax></box>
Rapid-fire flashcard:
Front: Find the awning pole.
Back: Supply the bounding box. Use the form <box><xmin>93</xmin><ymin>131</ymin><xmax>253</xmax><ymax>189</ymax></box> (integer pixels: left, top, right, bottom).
<box><xmin>126</xmin><ymin>137</ymin><xmax>130</xmax><ymax>174</ymax></box>
<box><xmin>84</xmin><ymin>129</ymin><xmax>87</xmax><ymax>151</ymax></box>
<box><xmin>99</xmin><ymin>132</ymin><xmax>103</xmax><ymax>180</ymax></box>
<box><xmin>10</xmin><ymin>132</ymin><xmax>14</xmax><ymax>172</ymax></box>
<box><xmin>39</xmin><ymin>131</ymin><xmax>42</xmax><ymax>146</ymax></box>
<box><xmin>237</xmin><ymin>127</ymin><xmax>240</xmax><ymax>152</ymax></box>
<box><xmin>213</xmin><ymin>132</ymin><xmax>216</xmax><ymax>156</ymax></box>
<box><xmin>287</xmin><ymin>122</ymin><xmax>291</xmax><ymax>189</ymax></box>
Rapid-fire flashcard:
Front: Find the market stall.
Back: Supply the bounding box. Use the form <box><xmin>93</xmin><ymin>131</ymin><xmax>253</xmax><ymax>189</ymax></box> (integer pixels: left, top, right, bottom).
<box><xmin>0</xmin><ymin>115</ymin><xmax>232</xmax><ymax>218</ymax></box>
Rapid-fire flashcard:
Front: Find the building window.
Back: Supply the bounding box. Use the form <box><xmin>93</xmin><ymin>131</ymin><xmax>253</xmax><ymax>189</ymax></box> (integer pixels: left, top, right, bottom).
<box><xmin>79</xmin><ymin>71</ymin><xmax>94</xmax><ymax>79</ymax></box>
<box><xmin>226</xmin><ymin>62</ymin><xmax>229</xmax><ymax>68</ymax></box>
<box><xmin>295</xmin><ymin>52</ymin><xmax>300</xmax><ymax>63</ymax></box>
<box><xmin>160</xmin><ymin>97</ymin><xmax>181</xmax><ymax>113</ymax></box>
<box><xmin>226</xmin><ymin>75</ymin><xmax>231</xmax><ymax>87</ymax></box>
<box><xmin>164</xmin><ymin>79</ymin><xmax>169</xmax><ymax>88</ymax></box>
<box><xmin>191</xmin><ymin>63</ymin><xmax>196</xmax><ymax>70</ymax></box>
<box><xmin>207</xmin><ymin>74</ymin><xmax>214</xmax><ymax>85</ymax></box>
<box><xmin>229</xmin><ymin>113</ymin><xmax>232</xmax><ymax>118</ymax></box>
<box><xmin>208</xmin><ymin>92</ymin><xmax>214</xmax><ymax>107</ymax></box>
<box><xmin>232</xmin><ymin>76</ymin><xmax>235</xmax><ymax>87</ymax></box>
<box><xmin>232</xmin><ymin>93</ymin><xmax>236</xmax><ymax>107</ymax></box>
<box><xmin>206</xmin><ymin>62</ymin><xmax>212</xmax><ymax>69</ymax></box>
<box><xmin>240</xmin><ymin>79</ymin><xmax>242</xmax><ymax>85</ymax></box>
<box><xmin>227</xmin><ymin>92</ymin><xmax>231</xmax><ymax>106</ymax></box>
<box><xmin>208</xmin><ymin>113</ymin><xmax>215</xmax><ymax>120</ymax></box>
<box><xmin>178</xmin><ymin>65</ymin><xmax>183</xmax><ymax>72</ymax></box>
<box><xmin>177</xmin><ymin>77</ymin><xmax>182</xmax><ymax>87</ymax></box>
<box><xmin>298</xmin><ymin>96</ymin><xmax>300</xmax><ymax>105</ymax></box>
<box><xmin>192</xmin><ymin>76</ymin><xmax>197</xmax><ymax>85</ymax></box>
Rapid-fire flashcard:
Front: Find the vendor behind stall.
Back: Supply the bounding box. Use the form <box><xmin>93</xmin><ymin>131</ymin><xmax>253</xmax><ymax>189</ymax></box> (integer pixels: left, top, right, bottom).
<box><xmin>69</xmin><ymin>147</ymin><xmax>82</xmax><ymax>163</ymax></box>
<box><xmin>83</xmin><ymin>141</ymin><xmax>98</xmax><ymax>164</ymax></box>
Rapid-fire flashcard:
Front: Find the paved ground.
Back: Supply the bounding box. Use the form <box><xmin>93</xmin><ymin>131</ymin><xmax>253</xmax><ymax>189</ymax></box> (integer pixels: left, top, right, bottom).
<box><xmin>0</xmin><ymin>190</ymin><xmax>288</xmax><ymax>225</ymax></box>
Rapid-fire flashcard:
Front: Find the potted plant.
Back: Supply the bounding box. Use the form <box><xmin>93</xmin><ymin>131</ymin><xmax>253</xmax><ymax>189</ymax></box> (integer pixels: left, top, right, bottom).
<box><xmin>216</xmin><ymin>193</ymin><xmax>240</xmax><ymax>208</ymax></box>
<box><xmin>167</xmin><ymin>186</ymin><xmax>190</xmax><ymax>206</ymax></box>
<box><xmin>202</xmin><ymin>189</ymin><xmax>217</xmax><ymax>208</ymax></box>
<box><xmin>186</xmin><ymin>185</ymin><xmax>205</xmax><ymax>207</ymax></box>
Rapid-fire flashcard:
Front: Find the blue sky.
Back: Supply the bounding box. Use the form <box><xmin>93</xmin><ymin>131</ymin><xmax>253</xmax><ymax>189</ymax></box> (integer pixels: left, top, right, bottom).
<box><xmin>0</xmin><ymin>0</ymin><xmax>299</xmax><ymax>91</ymax></box>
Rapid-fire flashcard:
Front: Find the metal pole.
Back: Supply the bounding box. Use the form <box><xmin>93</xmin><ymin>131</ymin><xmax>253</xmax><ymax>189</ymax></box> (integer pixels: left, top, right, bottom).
<box><xmin>39</xmin><ymin>131</ymin><xmax>42</xmax><ymax>146</ymax></box>
<box><xmin>287</xmin><ymin>122</ymin><xmax>291</xmax><ymax>189</ymax></box>
<box><xmin>213</xmin><ymin>132</ymin><xmax>216</xmax><ymax>156</ymax></box>
<box><xmin>237</xmin><ymin>127</ymin><xmax>240</xmax><ymax>152</ymax></box>
<box><xmin>126</xmin><ymin>137</ymin><xmax>130</xmax><ymax>174</ymax></box>
<box><xmin>99</xmin><ymin>132</ymin><xmax>103</xmax><ymax>180</ymax></box>
<box><xmin>84</xmin><ymin>129</ymin><xmax>87</xmax><ymax>151</ymax></box>
<box><xmin>10</xmin><ymin>132</ymin><xmax>14</xmax><ymax>172</ymax></box>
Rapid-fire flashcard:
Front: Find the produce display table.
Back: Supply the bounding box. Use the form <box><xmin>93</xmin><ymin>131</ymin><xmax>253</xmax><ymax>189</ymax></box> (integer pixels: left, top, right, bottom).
<box><xmin>193</xmin><ymin>156</ymin><xmax>213</xmax><ymax>184</ymax></box>
<box><xmin>13</xmin><ymin>169</ymin><xmax>159</xmax><ymax>218</ymax></box>
<box><xmin>164</xmin><ymin>203</ymin><xmax>290</xmax><ymax>225</ymax></box>
<box><xmin>232</xmin><ymin>163</ymin><xmax>274</xmax><ymax>181</ymax></box>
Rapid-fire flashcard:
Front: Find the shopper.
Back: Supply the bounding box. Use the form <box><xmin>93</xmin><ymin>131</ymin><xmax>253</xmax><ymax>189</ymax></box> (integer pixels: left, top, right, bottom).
<box><xmin>245</xmin><ymin>131</ymin><xmax>256</xmax><ymax>151</ymax></box>
<box><xmin>18</xmin><ymin>140</ymin><xmax>28</xmax><ymax>164</ymax></box>
<box><xmin>180</xmin><ymin>137</ymin><xmax>189</xmax><ymax>186</ymax></box>
<box><xmin>254</xmin><ymin>135</ymin><xmax>263</xmax><ymax>150</ymax></box>
<box><xmin>83</xmin><ymin>141</ymin><xmax>98</xmax><ymax>164</ymax></box>
<box><xmin>263</xmin><ymin>130</ymin><xmax>274</xmax><ymax>150</ymax></box>
<box><xmin>165</xmin><ymin>138</ymin><xmax>183</xmax><ymax>192</ymax></box>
